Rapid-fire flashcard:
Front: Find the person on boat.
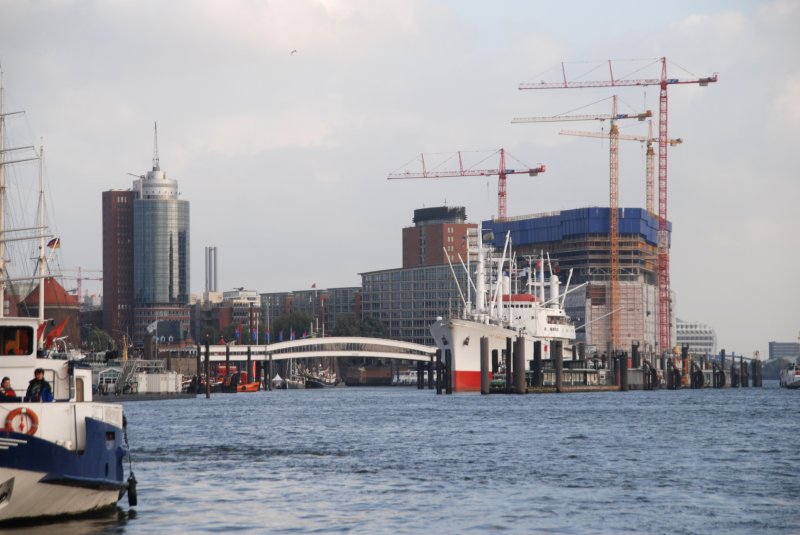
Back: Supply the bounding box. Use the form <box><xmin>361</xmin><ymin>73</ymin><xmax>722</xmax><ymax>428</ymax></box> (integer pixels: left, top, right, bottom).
<box><xmin>0</xmin><ymin>377</ymin><xmax>15</xmax><ymax>397</ymax></box>
<box><xmin>24</xmin><ymin>368</ymin><xmax>53</xmax><ymax>402</ymax></box>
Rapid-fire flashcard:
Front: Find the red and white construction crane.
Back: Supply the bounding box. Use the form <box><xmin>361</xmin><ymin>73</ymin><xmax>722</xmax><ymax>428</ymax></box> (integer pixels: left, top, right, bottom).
<box><xmin>513</xmin><ymin>97</ymin><xmax>651</xmax><ymax>352</ymax></box>
<box><xmin>387</xmin><ymin>148</ymin><xmax>545</xmax><ymax>220</ymax></box>
<box><xmin>519</xmin><ymin>57</ymin><xmax>717</xmax><ymax>356</ymax></box>
<box><xmin>60</xmin><ymin>267</ymin><xmax>102</xmax><ymax>300</ymax></box>
<box><xmin>559</xmin><ymin>120</ymin><xmax>683</xmax><ymax>215</ymax></box>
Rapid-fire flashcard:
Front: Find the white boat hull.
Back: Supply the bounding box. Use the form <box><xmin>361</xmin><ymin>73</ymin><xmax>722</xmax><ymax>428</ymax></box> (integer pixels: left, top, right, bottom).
<box><xmin>0</xmin><ymin>468</ymin><xmax>120</xmax><ymax>522</ymax></box>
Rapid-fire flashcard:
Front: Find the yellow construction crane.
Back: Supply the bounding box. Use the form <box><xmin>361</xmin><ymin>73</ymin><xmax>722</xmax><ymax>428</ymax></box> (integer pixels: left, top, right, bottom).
<box><xmin>513</xmin><ymin>96</ymin><xmax>651</xmax><ymax>352</ymax></box>
<box><xmin>559</xmin><ymin>121</ymin><xmax>683</xmax><ymax>215</ymax></box>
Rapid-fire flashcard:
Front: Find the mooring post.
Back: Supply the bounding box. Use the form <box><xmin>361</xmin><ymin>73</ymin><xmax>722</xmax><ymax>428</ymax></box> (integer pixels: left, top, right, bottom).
<box><xmin>267</xmin><ymin>354</ymin><xmax>272</xmax><ymax>391</ymax></box>
<box><xmin>196</xmin><ymin>343</ymin><xmax>202</xmax><ymax>393</ymax></box>
<box><xmin>505</xmin><ymin>338</ymin><xmax>512</xmax><ymax>394</ymax></box>
<box><xmin>756</xmin><ymin>359</ymin><xmax>763</xmax><ymax>387</ymax></box>
<box><xmin>740</xmin><ymin>357</ymin><xmax>748</xmax><ymax>388</ymax></box>
<box><xmin>665</xmin><ymin>359</ymin><xmax>673</xmax><ymax>389</ymax></box>
<box><xmin>416</xmin><ymin>361</ymin><xmax>423</xmax><ymax>389</ymax></box>
<box><xmin>247</xmin><ymin>346</ymin><xmax>252</xmax><ymax>387</ymax></box>
<box><xmin>632</xmin><ymin>342</ymin><xmax>640</xmax><ymax>369</ymax></box>
<box><xmin>620</xmin><ymin>352</ymin><xmax>629</xmax><ymax>391</ymax></box>
<box><xmin>480</xmin><ymin>337</ymin><xmax>490</xmax><ymax>395</ymax></box>
<box><xmin>224</xmin><ymin>343</ymin><xmax>231</xmax><ymax>390</ymax></box>
<box><xmin>435</xmin><ymin>349</ymin><xmax>442</xmax><ymax>395</ymax></box>
<box><xmin>204</xmin><ymin>341</ymin><xmax>211</xmax><ymax>399</ymax></box>
<box><xmin>428</xmin><ymin>355</ymin><xmax>434</xmax><ymax>389</ymax></box>
<box><xmin>532</xmin><ymin>341</ymin><xmax>542</xmax><ymax>387</ymax></box>
<box><xmin>554</xmin><ymin>341</ymin><xmax>563</xmax><ymax>393</ymax></box>
<box><xmin>515</xmin><ymin>336</ymin><xmax>526</xmax><ymax>394</ymax></box>
<box><xmin>444</xmin><ymin>349</ymin><xmax>452</xmax><ymax>394</ymax></box>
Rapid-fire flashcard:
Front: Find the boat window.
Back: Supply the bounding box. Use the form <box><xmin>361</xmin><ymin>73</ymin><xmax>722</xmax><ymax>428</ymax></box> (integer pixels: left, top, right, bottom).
<box><xmin>0</xmin><ymin>326</ymin><xmax>34</xmax><ymax>356</ymax></box>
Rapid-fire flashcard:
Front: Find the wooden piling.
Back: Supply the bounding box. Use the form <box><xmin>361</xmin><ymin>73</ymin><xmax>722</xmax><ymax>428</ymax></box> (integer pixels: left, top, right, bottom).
<box><xmin>204</xmin><ymin>341</ymin><xmax>211</xmax><ymax>399</ymax></box>
<box><xmin>514</xmin><ymin>336</ymin><xmax>526</xmax><ymax>394</ymax></box>
<box><xmin>619</xmin><ymin>352</ymin><xmax>628</xmax><ymax>391</ymax></box>
<box><xmin>428</xmin><ymin>355</ymin><xmax>434</xmax><ymax>389</ymax></box>
<box><xmin>225</xmin><ymin>344</ymin><xmax>231</xmax><ymax>389</ymax></box>
<box><xmin>480</xmin><ymin>337</ymin><xmax>490</xmax><ymax>395</ymax></box>
<box><xmin>505</xmin><ymin>338</ymin><xmax>512</xmax><ymax>394</ymax></box>
<box><xmin>267</xmin><ymin>354</ymin><xmax>272</xmax><ymax>391</ymax></box>
<box><xmin>246</xmin><ymin>346</ymin><xmax>252</xmax><ymax>386</ymax></box>
<box><xmin>444</xmin><ymin>349</ymin><xmax>452</xmax><ymax>394</ymax></box>
<box><xmin>665</xmin><ymin>359</ymin><xmax>673</xmax><ymax>389</ymax></box>
<box><xmin>416</xmin><ymin>361</ymin><xmax>423</xmax><ymax>389</ymax></box>
<box><xmin>553</xmin><ymin>341</ymin><xmax>563</xmax><ymax>393</ymax></box>
<box><xmin>532</xmin><ymin>341</ymin><xmax>542</xmax><ymax>388</ymax></box>
<box><xmin>195</xmin><ymin>343</ymin><xmax>202</xmax><ymax>393</ymax></box>
<box><xmin>631</xmin><ymin>342</ymin><xmax>640</xmax><ymax>369</ymax></box>
<box><xmin>740</xmin><ymin>357</ymin><xmax>748</xmax><ymax>388</ymax></box>
<box><xmin>435</xmin><ymin>349</ymin><xmax>442</xmax><ymax>395</ymax></box>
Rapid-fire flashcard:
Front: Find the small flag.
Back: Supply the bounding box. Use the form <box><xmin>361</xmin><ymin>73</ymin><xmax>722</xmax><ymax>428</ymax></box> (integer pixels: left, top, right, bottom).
<box><xmin>251</xmin><ymin>329</ymin><xmax>257</xmax><ymax>342</ymax></box>
<box><xmin>278</xmin><ymin>330</ymin><xmax>284</xmax><ymax>342</ymax></box>
<box><xmin>301</xmin><ymin>331</ymin><xmax>308</xmax><ymax>339</ymax></box>
<box><xmin>311</xmin><ymin>283</ymin><xmax>316</xmax><ymax>288</ymax></box>
<box><xmin>45</xmin><ymin>318</ymin><xmax>68</xmax><ymax>349</ymax></box>
<box><xmin>264</xmin><ymin>330</ymin><xmax>270</xmax><ymax>344</ymax></box>
<box><xmin>146</xmin><ymin>320</ymin><xmax>158</xmax><ymax>334</ymax></box>
<box><xmin>235</xmin><ymin>326</ymin><xmax>241</xmax><ymax>341</ymax></box>
<box><xmin>36</xmin><ymin>322</ymin><xmax>47</xmax><ymax>344</ymax></box>
<box><xmin>46</xmin><ymin>237</ymin><xmax>61</xmax><ymax>249</ymax></box>
<box><xmin>290</xmin><ymin>329</ymin><xmax>295</xmax><ymax>341</ymax></box>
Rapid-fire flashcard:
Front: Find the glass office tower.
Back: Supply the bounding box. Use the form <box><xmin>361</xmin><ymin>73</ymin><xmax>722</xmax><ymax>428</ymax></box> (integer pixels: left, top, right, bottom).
<box><xmin>132</xmin><ymin>157</ymin><xmax>190</xmax><ymax>343</ymax></box>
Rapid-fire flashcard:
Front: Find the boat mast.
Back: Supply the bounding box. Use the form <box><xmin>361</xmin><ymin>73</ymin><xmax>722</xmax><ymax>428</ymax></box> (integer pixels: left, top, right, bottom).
<box><xmin>0</xmin><ymin>69</ymin><xmax>6</xmax><ymax>318</ymax></box>
<box><xmin>38</xmin><ymin>144</ymin><xmax>46</xmax><ymax>326</ymax></box>
<box><xmin>475</xmin><ymin>228</ymin><xmax>485</xmax><ymax>321</ymax></box>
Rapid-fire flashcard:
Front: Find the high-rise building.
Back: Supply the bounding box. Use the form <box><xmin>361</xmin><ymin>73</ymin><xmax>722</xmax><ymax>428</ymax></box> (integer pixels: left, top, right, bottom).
<box><xmin>103</xmin><ymin>125</ymin><xmax>190</xmax><ymax>346</ymax></box>
<box><xmin>102</xmin><ymin>189</ymin><xmax>134</xmax><ymax>340</ymax></box>
<box><xmin>768</xmin><ymin>341</ymin><xmax>799</xmax><ymax>361</ymax></box>
<box><xmin>131</xmin><ymin>128</ymin><xmax>190</xmax><ymax>344</ymax></box>
<box><xmin>402</xmin><ymin>206</ymin><xmax>477</xmax><ymax>268</ymax></box>
<box><xmin>676</xmin><ymin>318</ymin><xmax>717</xmax><ymax>356</ymax></box>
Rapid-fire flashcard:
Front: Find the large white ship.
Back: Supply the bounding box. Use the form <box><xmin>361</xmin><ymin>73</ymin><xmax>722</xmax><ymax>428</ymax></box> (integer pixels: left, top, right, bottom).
<box><xmin>430</xmin><ymin>230</ymin><xmax>578</xmax><ymax>392</ymax></box>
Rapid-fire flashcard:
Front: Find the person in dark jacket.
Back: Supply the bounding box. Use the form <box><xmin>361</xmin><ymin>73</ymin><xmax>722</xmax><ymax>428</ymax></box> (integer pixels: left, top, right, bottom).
<box><xmin>24</xmin><ymin>368</ymin><xmax>53</xmax><ymax>402</ymax></box>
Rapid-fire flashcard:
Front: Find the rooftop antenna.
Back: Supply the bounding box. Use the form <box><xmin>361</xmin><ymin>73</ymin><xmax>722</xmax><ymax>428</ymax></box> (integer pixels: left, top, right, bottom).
<box><xmin>152</xmin><ymin>121</ymin><xmax>160</xmax><ymax>171</ymax></box>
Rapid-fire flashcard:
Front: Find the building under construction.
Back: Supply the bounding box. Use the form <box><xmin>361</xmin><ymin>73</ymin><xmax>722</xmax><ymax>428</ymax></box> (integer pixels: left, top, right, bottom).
<box><xmin>484</xmin><ymin>207</ymin><xmax>675</xmax><ymax>357</ymax></box>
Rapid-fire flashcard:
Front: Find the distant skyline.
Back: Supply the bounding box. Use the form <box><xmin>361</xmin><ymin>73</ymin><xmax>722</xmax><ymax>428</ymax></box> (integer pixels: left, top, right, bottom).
<box><xmin>1</xmin><ymin>0</ymin><xmax>797</xmax><ymax>358</ymax></box>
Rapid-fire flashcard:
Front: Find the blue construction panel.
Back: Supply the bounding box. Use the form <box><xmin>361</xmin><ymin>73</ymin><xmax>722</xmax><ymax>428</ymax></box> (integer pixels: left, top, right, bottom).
<box><xmin>483</xmin><ymin>206</ymin><xmax>669</xmax><ymax>248</ymax></box>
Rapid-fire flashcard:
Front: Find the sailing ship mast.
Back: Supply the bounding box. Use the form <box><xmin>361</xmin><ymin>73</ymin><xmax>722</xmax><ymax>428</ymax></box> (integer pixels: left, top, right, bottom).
<box><xmin>37</xmin><ymin>145</ymin><xmax>46</xmax><ymax>329</ymax></box>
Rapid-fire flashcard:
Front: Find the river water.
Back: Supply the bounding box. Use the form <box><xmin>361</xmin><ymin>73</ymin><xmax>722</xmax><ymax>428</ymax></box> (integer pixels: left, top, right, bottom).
<box><xmin>8</xmin><ymin>382</ymin><xmax>799</xmax><ymax>534</ymax></box>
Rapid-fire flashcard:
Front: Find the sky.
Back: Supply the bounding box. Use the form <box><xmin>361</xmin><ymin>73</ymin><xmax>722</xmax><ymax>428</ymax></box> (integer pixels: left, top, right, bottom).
<box><xmin>0</xmin><ymin>0</ymin><xmax>797</xmax><ymax>358</ymax></box>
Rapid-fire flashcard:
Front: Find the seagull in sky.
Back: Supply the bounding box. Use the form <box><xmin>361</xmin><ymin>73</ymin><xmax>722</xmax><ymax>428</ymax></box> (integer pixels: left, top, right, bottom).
<box><xmin>290</xmin><ymin>49</ymin><xmax>297</xmax><ymax>55</ymax></box>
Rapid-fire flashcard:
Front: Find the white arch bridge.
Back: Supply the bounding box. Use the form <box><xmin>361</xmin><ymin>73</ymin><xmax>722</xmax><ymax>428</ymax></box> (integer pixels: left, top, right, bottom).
<box><xmin>197</xmin><ymin>337</ymin><xmax>437</xmax><ymax>364</ymax></box>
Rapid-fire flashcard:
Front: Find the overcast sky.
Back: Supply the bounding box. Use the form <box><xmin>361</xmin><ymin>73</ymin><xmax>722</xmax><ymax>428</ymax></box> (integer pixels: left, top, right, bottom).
<box><xmin>1</xmin><ymin>0</ymin><xmax>797</xmax><ymax>357</ymax></box>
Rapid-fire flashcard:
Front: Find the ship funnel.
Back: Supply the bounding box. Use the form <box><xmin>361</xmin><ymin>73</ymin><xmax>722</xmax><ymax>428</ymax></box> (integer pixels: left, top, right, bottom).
<box><xmin>550</xmin><ymin>273</ymin><xmax>560</xmax><ymax>309</ymax></box>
